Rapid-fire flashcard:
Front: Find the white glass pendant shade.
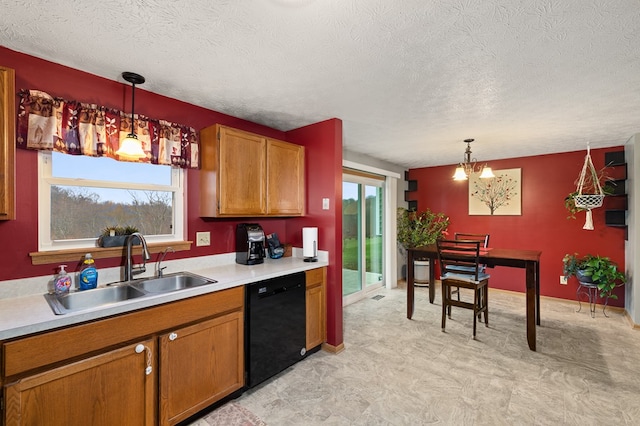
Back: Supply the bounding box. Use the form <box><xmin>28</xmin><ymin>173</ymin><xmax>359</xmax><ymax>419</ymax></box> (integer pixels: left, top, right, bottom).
<box><xmin>116</xmin><ymin>72</ymin><xmax>147</xmax><ymax>161</ymax></box>
<box><xmin>116</xmin><ymin>133</ymin><xmax>146</xmax><ymax>160</ymax></box>
<box><xmin>453</xmin><ymin>167</ymin><xmax>468</xmax><ymax>180</ymax></box>
<box><xmin>479</xmin><ymin>166</ymin><xmax>495</xmax><ymax>179</ymax></box>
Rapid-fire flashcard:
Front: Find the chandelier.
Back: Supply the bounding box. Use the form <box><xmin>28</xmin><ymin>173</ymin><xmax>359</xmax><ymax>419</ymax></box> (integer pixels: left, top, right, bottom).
<box><xmin>452</xmin><ymin>138</ymin><xmax>495</xmax><ymax>180</ymax></box>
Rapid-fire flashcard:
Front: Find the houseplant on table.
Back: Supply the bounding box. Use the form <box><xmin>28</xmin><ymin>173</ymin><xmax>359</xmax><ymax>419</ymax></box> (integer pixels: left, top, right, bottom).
<box><xmin>397</xmin><ymin>207</ymin><xmax>449</xmax><ymax>283</ymax></box>
<box><xmin>562</xmin><ymin>253</ymin><xmax>626</xmax><ymax>300</ymax></box>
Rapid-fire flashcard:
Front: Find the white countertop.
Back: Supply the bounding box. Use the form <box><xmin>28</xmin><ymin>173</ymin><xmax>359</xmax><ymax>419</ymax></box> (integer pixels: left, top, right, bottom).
<box><xmin>0</xmin><ymin>255</ymin><xmax>328</xmax><ymax>341</ymax></box>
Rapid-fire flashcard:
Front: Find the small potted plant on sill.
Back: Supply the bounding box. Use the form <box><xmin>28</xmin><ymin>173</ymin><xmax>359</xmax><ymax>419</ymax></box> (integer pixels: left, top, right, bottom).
<box><xmin>397</xmin><ymin>207</ymin><xmax>450</xmax><ymax>283</ymax></box>
<box><xmin>98</xmin><ymin>225</ymin><xmax>140</xmax><ymax>248</ymax></box>
<box><xmin>562</xmin><ymin>253</ymin><xmax>626</xmax><ymax>300</ymax></box>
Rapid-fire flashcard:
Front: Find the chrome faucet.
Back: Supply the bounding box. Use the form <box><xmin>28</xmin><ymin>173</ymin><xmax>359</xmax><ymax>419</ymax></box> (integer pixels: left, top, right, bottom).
<box><xmin>124</xmin><ymin>232</ymin><xmax>151</xmax><ymax>281</ymax></box>
<box><xmin>156</xmin><ymin>247</ymin><xmax>175</xmax><ymax>278</ymax></box>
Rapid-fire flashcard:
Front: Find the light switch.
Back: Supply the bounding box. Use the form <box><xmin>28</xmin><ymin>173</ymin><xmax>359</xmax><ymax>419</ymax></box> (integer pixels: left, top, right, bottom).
<box><xmin>196</xmin><ymin>231</ymin><xmax>211</xmax><ymax>247</ymax></box>
<box><xmin>322</xmin><ymin>198</ymin><xmax>330</xmax><ymax>210</ymax></box>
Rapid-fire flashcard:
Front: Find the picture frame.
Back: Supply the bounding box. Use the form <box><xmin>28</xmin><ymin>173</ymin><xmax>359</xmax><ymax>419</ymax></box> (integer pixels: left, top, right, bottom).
<box><xmin>469</xmin><ymin>168</ymin><xmax>521</xmax><ymax>216</ymax></box>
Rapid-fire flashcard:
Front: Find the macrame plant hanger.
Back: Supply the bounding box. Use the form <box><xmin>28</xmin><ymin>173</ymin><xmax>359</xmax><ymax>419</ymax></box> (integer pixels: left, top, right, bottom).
<box><xmin>574</xmin><ymin>143</ymin><xmax>605</xmax><ymax>230</ymax></box>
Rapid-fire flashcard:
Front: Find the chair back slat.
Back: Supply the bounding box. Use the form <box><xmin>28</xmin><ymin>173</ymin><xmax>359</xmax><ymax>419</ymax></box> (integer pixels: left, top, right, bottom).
<box><xmin>436</xmin><ymin>239</ymin><xmax>482</xmax><ymax>281</ymax></box>
<box><xmin>454</xmin><ymin>232</ymin><xmax>490</xmax><ymax>248</ymax></box>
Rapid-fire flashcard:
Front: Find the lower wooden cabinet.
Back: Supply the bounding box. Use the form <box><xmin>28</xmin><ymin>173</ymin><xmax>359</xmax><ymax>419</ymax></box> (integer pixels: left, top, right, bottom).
<box><xmin>1</xmin><ymin>287</ymin><xmax>244</xmax><ymax>426</ymax></box>
<box><xmin>4</xmin><ymin>338</ymin><xmax>156</xmax><ymax>426</ymax></box>
<box><xmin>305</xmin><ymin>267</ymin><xmax>326</xmax><ymax>350</ymax></box>
<box><xmin>159</xmin><ymin>311</ymin><xmax>244</xmax><ymax>426</ymax></box>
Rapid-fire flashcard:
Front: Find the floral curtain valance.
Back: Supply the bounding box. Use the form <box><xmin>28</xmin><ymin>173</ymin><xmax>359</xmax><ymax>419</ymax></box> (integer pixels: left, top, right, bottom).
<box><xmin>17</xmin><ymin>90</ymin><xmax>199</xmax><ymax>169</ymax></box>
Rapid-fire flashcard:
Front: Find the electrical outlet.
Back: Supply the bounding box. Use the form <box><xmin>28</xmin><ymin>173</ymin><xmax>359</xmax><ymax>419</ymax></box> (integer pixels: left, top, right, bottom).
<box><xmin>196</xmin><ymin>231</ymin><xmax>211</xmax><ymax>247</ymax></box>
<box><xmin>560</xmin><ymin>275</ymin><xmax>568</xmax><ymax>285</ymax></box>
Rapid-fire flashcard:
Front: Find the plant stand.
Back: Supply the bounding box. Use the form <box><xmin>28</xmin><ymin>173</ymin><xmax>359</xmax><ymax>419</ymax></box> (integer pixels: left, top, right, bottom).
<box><xmin>576</xmin><ymin>280</ymin><xmax>609</xmax><ymax>318</ymax></box>
<box><xmin>414</xmin><ymin>259</ymin><xmax>430</xmax><ymax>287</ymax></box>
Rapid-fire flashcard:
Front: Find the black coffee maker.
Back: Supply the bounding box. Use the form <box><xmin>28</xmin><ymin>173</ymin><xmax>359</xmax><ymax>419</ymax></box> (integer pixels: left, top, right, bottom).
<box><xmin>235</xmin><ymin>223</ymin><xmax>266</xmax><ymax>265</ymax></box>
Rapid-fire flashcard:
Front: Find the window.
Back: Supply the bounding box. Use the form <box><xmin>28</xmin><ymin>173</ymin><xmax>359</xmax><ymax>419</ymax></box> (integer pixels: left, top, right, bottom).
<box><xmin>38</xmin><ymin>151</ymin><xmax>185</xmax><ymax>251</ymax></box>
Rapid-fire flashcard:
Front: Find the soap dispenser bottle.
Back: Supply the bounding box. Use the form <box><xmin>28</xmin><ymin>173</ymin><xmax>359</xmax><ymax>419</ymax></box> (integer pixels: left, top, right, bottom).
<box><xmin>54</xmin><ymin>265</ymin><xmax>72</xmax><ymax>294</ymax></box>
<box><xmin>78</xmin><ymin>253</ymin><xmax>98</xmax><ymax>290</ymax></box>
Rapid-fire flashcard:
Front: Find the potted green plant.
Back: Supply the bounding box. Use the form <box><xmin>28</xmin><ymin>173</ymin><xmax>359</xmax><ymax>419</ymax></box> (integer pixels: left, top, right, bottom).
<box><xmin>98</xmin><ymin>225</ymin><xmax>140</xmax><ymax>247</ymax></box>
<box><xmin>397</xmin><ymin>207</ymin><xmax>450</xmax><ymax>282</ymax></box>
<box><xmin>562</xmin><ymin>253</ymin><xmax>626</xmax><ymax>300</ymax></box>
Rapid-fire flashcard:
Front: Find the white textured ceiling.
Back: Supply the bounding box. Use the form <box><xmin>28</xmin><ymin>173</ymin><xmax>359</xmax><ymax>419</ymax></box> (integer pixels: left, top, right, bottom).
<box><xmin>1</xmin><ymin>0</ymin><xmax>639</xmax><ymax>168</ymax></box>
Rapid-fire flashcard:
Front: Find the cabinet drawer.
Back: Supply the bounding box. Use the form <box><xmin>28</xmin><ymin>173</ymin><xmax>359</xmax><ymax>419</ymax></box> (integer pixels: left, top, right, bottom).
<box><xmin>3</xmin><ymin>286</ymin><xmax>243</xmax><ymax>378</ymax></box>
<box><xmin>305</xmin><ymin>268</ymin><xmax>325</xmax><ymax>289</ymax></box>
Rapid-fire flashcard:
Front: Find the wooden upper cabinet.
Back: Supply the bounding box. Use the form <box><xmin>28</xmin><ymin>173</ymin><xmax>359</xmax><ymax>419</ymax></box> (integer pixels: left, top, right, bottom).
<box><xmin>0</xmin><ymin>66</ymin><xmax>15</xmax><ymax>221</ymax></box>
<box><xmin>200</xmin><ymin>124</ymin><xmax>305</xmax><ymax>217</ymax></box>
<box><xmin>218</xmin><ymin>126</ymin><xmax>267</xmax><ymax>215</ymax></box>
<box><xmin>267</xmin><ymin>138</ymin><xmax>305</xmax><ymax>215</ymax></box>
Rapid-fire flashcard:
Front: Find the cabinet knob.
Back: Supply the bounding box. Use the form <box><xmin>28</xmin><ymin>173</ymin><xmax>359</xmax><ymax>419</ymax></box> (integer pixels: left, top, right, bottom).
<box><xmin>135</xmin><ymin>344</ymin><xmax>145</xmax><ymax>354</ymax></box>
<box><xmin>169</xmin><ymin>332</ymin><xmax>178</xmax><ymax>341</ymax></box>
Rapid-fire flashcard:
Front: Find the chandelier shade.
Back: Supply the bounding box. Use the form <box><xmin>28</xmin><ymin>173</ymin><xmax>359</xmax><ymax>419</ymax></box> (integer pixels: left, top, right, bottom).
<box><xmin>452</xmin><ymin>138</ymin><xmax>495</xmax><ymax>180</ymax></box>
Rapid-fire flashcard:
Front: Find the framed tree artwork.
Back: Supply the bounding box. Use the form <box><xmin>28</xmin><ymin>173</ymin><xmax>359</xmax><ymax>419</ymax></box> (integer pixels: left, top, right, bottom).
<box><xmin>469</xmin><ymin>168</ymin><xmax>521</xmax><ymax>215</ymax></box>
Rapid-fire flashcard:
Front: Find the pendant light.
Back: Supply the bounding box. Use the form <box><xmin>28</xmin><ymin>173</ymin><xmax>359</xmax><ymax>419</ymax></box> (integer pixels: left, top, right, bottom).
<box><xmin>452</xmin><ymin>138</ymin><xmax>495</xmax><ymax>180</ymax></box>
<box><xmin>116</xmin><ymin>71</ymin><xmax>146</xmax><ymax>160</ymax></box>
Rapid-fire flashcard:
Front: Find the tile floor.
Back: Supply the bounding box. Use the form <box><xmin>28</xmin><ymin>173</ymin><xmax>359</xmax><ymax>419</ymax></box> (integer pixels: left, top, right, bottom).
<box><xmin>199</xmin><ymin>283</ymin><xmax>640</xmax><ymax>425</ymax></box>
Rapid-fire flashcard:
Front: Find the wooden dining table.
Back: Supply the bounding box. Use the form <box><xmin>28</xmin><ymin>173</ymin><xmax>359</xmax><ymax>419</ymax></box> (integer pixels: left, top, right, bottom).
<box><xmin>407</xmin><ymin>244</ymin><xmax>542</xmax><ymax>351</ymax></box>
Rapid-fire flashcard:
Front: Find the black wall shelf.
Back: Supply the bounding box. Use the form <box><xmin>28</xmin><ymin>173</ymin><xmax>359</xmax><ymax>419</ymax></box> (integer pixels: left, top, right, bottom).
<box><xmin>404</xmin><ymin>171</ymin><xmax>418</xmax><ymax>211</ymax></box>
<box><xmin>604</xmin><ymin>150</ymin><xmax>627</xmax><ymax>240</ymax></box>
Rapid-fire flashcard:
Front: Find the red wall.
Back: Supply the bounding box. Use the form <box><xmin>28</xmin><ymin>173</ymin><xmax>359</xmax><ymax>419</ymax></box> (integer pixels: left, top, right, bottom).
<box><xmin>409</xmin><ymin>149</ymin><xmax>627</xmax><ymax>306</ymax></box>
<box><xmin>286</xmin><ymin>119</ymin><xmax>344</xmax><ymax>347</ymax></box>
<box><xmin>0</xmin><ymin>46</ymin><xmax>297</xmax><ymax>280</ymax></box>
<box><xmin>1</xmin><ymin>46</ymin><xmax>346</xmax><ymax>346</ymax></box>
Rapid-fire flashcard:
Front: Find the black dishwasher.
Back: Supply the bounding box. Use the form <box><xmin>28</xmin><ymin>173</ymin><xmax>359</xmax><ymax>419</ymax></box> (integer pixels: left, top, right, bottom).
<box><xmin>245</xmin><ymin>272</ymin><xmax>306</xmax><ymax>388</ymax></box>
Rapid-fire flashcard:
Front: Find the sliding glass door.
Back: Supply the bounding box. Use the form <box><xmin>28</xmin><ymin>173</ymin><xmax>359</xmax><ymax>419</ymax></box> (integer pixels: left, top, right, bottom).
<box><xmin>342</xmin><ymin>173</ymin><xmax>384</xmax><ymax>305</ymax></box>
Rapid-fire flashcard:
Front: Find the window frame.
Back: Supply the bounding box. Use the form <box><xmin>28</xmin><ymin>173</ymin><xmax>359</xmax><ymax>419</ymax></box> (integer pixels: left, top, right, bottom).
<box><xmin>37</xmin><ymin>151</ymin><xmax>185</xmax><ymax>251</ymax></box>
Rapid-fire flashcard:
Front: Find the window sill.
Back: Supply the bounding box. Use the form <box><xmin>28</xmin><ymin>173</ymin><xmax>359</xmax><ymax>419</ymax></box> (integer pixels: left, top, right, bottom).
<box><xmin>30</xmin><ymin>241</ymin><xmax>192</xmax><ymax>265</ymax></box>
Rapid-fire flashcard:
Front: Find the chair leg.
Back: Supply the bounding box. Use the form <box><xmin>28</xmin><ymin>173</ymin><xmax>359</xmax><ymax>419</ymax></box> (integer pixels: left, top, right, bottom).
<box><xmin>441</xmin><ymin>281</ymin><xmax>447</xmax><ymax>332</ymax></box>
<box><xmin>447</xmin><ymin>285</ymin><xmax>452</xmax><ymax>318</ymax></box>
<box><xmin>472</xmin><ymin>286</ymin><xmax>478</xmax><ymax>338</ymax></box>
<box><xmin>484</xmin><ymin>284</ymin><xmax>489</xmax><ymax>327</ymax></box>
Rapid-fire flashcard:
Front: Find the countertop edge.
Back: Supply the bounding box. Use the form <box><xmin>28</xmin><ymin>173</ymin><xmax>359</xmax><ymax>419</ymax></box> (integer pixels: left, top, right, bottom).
<box><xmin>0</xmin><ymin>258</ymin><xmax>328</xmax><ymax>341</ymax></box>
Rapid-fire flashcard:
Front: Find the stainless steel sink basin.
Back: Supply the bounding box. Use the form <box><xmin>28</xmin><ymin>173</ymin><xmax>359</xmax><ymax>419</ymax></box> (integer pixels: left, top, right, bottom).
<box><xmin>45</xmin><ymin>285</ymin><xmax>147</xmax><ymax>315</ymax></box>
<box><xmin>44</xmin><ymin>272</ymin><xmax>217</xmax><ymax>315</ymax></box>
<box><xmin>130</xmin><ymin>272</ymin><xmax>217</xmax><ymax>293</ymax></box>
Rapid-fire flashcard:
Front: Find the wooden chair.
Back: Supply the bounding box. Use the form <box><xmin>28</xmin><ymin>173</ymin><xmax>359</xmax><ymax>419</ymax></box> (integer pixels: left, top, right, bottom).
<box><xmin>450</xmin><ymin>233</ymin><xmax>490</xmax><ymax>299</ymax></box>
<box><xmin>436</xmin><ymin>239</ymin><xmax>490</xmax><ymax>338</ymax></box>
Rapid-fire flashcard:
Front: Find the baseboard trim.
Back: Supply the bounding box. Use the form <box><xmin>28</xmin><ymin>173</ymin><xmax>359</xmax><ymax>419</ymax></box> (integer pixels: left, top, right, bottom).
<box><xmin>321</xmin><ymin>342</ymin><xmax>345</xmax><ymax>354</ymax></box>
<box><xmin>624</xmin><ymin>310</ymin><xmax>640</xmax><ymax>329</ymax></box>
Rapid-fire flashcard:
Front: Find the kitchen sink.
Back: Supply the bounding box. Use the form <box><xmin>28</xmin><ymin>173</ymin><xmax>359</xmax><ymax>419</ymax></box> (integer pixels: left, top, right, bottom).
<box><xmin>129</xmin><ymin>272</ymin><xmax>217</xmax><ymax>293</ymax></box>
<box><xmin>45</xmin><ymin>285</ymin><xmax>147</xmax><ymax>315</ymax></box>
<box><xmin>44</xmin><ymin>272</ymin><xmax>217</xmax><ymax>315</ymax></box>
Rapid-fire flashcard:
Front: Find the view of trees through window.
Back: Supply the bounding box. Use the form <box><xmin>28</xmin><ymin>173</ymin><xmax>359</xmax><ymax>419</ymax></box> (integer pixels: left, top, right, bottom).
<box><xmin>51</xmin><ymin>185</ymin><xmax>172</xmax><ymax>240</ymax></box>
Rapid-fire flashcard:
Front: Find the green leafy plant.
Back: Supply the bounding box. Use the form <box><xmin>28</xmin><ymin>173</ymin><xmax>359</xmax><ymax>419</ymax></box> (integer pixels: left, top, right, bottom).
<box><xmin>397</xmin><ymin>207</ymin><xmax>450</xmax><ymax>251</ymax></box>
<box><xmin>562</xmin><ymin>253</ymin><xmax>626</xmax><ymax>299</ymax></box>
<box><xmin>100</xmin><ymin>225</ymin><xmax>139</xmax><ymax>237</ymax></box>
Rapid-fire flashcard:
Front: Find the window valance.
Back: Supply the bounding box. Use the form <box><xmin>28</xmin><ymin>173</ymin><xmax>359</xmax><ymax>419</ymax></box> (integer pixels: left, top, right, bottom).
<box><xmin>17</xmin><ymin>90</ymin><xmax>199</xmax><ymax>169</ymax></box>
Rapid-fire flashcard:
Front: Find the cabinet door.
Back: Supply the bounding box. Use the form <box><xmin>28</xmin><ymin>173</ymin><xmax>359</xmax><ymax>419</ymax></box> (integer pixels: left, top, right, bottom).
<box><xmin>306</xmin><ymin>268</ymin><xmax>326</xmax><ymax>350</ymax></box>
<box><xmin>4</xmin><ymin>339</ymin><xmax>156</xmax><ymax>426</ymax></box>
<box><xmin>158</xmin><ymin>311</ymin><xmax>244</xmax><ymax>426</ymax></box>
<box><xmin>267</xmin><ymin>139</ymin><xmax>305</xmax><ymax>216</ymax></box>
<box><xmin>218</xmin><ymin>126</ymin><xmax>266</xmax><ymax>215</ymax></box>
<box><xmin>0</xmin><ymin>66</ymin><xmax>15</xmax><ymax>221</ymax></box>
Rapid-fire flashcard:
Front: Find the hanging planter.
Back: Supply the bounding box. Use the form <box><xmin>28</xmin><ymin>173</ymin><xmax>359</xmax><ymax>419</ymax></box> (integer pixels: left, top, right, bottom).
<box><xmin>567</xmin><ymin>144</ymin><xmax>607</xmax><ymax>230</ymax></box>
